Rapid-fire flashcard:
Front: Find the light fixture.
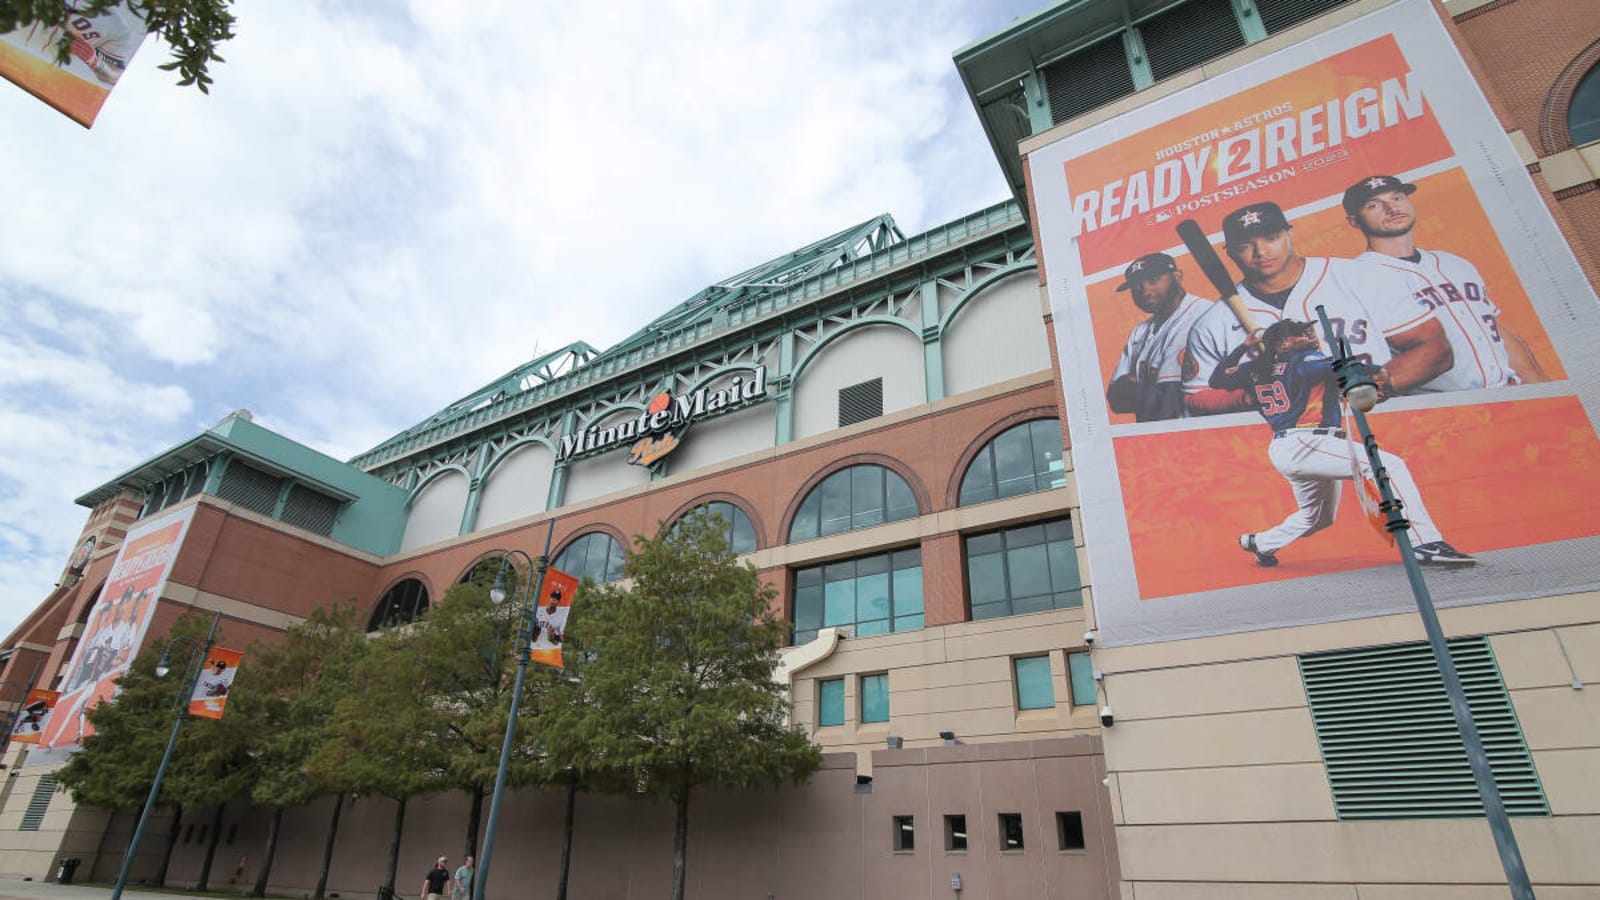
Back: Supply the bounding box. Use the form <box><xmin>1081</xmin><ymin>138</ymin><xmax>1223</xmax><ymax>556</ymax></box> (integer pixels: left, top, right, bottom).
<box><xmin>939</xmin><ymin>730</ymin><xmax>957</xmax><ymax>744</ymax></box>
<box><xmin>488</xmin><ymin>567</ymin><xmax>509</xmax><ymax>605</ymax></box>
<box><xmin>154</xmin><ymin>650</ymin><xmax>173</xmax><ymax>679</ymax></box>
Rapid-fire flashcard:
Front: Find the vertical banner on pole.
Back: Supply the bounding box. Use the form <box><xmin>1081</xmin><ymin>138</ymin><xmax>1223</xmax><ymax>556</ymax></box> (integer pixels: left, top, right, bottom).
<box><xmin>187</xmin><ymin>648</ymin><xmax>242</xmax><ymax>720</ymax></box>
<box><xmin>9</xmin><ymin>689</ymin><xmax>61</xmax><ymax>744</ymax></box>
<box><xmin>529</xmin><ymin>568</ymin><xmax>578</xmax><ymax>669</ymax></box>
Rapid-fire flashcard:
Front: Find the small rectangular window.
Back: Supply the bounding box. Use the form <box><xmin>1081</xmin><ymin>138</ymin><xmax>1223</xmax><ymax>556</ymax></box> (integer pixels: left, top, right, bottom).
<box><xmin>1067</xmin><ymin>651</ymin><xmax>1096</xmax><ymax>706</ymax></box>
<box><xmin>998</xmin><ymin>813</ymin><xmax>1025</xmax><ymax>851</ymax></box>
<box><xmin>817</xmin><ymin>678</ymin><xmax>845</xmax><ymax>727</ymax></box>
<box><xmin>1014</xmin><ymin>656</ymin><xmax>1055</xmax><ymax>710</ymax></box>
<box><xmin>892</xmin><ymin>815</ymin><xmax>915</xmax><ymax>851</ymax></box>
<box><xmin>1056</xmin><ymin>811</ymin><xmax>1085</xmax><ymax>850</ymax></box>
<box><xmin>860</xmin><ymin>673</ymin><xmax>889</xmax><ymax>723</ymax></box>
<box><xmin>945</xmin><ymin>814</ymin><xmax>967</xmax><ymax>852</ymax></box>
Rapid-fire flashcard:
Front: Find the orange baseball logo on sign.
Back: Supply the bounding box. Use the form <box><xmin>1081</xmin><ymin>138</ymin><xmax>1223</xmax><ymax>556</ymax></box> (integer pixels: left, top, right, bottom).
<box><xmin>530</xmin><ymin>568</ymin><xmax>578</xmax><ymax>669</ymax></box>
<box><xmin>188</xmin><ymin>648</ymin><xmax>243</xmax><ymax>720</ymax></box>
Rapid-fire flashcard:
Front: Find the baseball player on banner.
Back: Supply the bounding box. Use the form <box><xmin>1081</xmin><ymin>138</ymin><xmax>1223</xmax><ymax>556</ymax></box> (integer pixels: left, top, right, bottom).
<box><xmin>1105</xmin><ymin>252</ymin><xmax>1212</xmax><ymax>422</ymax></box>
<box><xmin>1209</xmin><ymin>319</ymin><xmax>1474</xmax><ymax>568</ymax></box>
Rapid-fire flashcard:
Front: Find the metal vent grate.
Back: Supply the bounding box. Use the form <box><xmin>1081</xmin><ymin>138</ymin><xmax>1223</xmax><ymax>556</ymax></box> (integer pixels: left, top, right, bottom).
<box><xmin>216</xmin><ymin>462</ymin><xmax>283</xmax><ymax>516</ymax></box>
<box><xmin>20</xmin><ymin>777</ymin><xmax>56</xmax><ymax>831</ymax></box>
<box><xmin>838</xmin><ymin>378</ymin><xmax>884</xmax><ymax>427</ymax></box>
<box><xmin>281</xmin><ymin>485</ymin><xmax>341</xmax><ymax>536</ymax></box>
<box><xmin>1043</xmin><ymin>36</ymin><xmax>1136</xmax><ymax>125</ymax></box>
<box><xmin>1140</xmin><ymin>0</ymin><xmax>1246</xmax><ymax>82</ymax></box>
<box><xmin>1257</xmin><ymin>0</ymin><xmax>1352</xmax><ymax>34</ymax></box>
<box><xmin>1299</xmin><ymin>637</ymin><xmax>1549</xmax><ymax>820</ymax></box>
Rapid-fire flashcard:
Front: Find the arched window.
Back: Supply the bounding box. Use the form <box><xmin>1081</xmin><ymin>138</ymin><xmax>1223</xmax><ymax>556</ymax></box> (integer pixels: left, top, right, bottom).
<box><xmin>958</xmin><ymin>419</ymin><xmax>1067</xmax><ymax>506</ymax></box>
<box><xmin>1570</xmin><ymin>63</ymin><xmax>1600</xmax><ymax>147</ymax></box>
<box><xmin>672</xmin><ymin>501</ymin><xmax>757</xmax><ymax>554</ymax></box>
<box><xmin>789</xmin><ymin>465</ymin><xmax>918</xmax><ymax>543</ymax></box>
<box><xmin>457</xmin><ymin>554</ymin><xmax>531</xmax><ymax>591</ymax></box>
<box><xmin>368</xmin><ymin>578</ymin><xmax>430</xmax><ymax>631</ymax></box>
<box><xmin>553</xmin><ymin>532</ymin><xmax>626</xmax><ymax>584</ymax></box>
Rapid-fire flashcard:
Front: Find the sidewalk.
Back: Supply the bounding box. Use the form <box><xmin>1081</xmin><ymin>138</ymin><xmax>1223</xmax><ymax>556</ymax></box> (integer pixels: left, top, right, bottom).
<box><xmin>0</xmin><ymin>877</ymin><xmax>222</xmax><ymax>900</ymax></box>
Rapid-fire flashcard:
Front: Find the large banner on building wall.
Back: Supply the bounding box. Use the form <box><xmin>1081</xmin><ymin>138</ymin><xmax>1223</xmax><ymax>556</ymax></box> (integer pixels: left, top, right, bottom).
<box><xmin>38</xmin><ymin>505</ymin><xmax>197</xmax><ymax>754</ymax></box>
<box><xmin>1029</xmin><ymin>0</ymin><xmax>1600</xmax><ymax>646</ymax></box>
<box><xmin>0</xmin><ymin>2</ymin><xmax>152</xmax><ymax>127</ymax></box>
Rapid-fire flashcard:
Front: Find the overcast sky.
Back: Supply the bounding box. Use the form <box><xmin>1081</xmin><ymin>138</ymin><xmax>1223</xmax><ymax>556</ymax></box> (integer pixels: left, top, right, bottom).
<box><xmin>0</xmin><ymin>0</ymin><xmax>1042</xmax><ymax>637</ymax></box>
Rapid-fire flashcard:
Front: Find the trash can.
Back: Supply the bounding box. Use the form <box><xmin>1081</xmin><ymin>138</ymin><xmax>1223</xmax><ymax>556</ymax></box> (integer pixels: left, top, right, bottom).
<box><xmin>56</xmin><ymin>858</ymin><xmax>81</xmax><ymax>885</ymax></box>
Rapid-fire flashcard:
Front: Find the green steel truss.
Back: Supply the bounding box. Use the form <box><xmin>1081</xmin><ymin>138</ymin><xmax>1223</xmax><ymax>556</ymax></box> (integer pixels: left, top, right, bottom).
<box><xmin>354</xmin><ymin>201</ymin><xmax>1033</xmax><ymax>506</ymax></box>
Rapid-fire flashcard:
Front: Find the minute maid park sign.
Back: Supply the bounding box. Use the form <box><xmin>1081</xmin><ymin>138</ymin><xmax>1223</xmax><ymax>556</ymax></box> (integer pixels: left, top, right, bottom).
<box><xmin>555</xmin><ymin>366</ymin><xmax>770</xmax><ymax>468</ymax></box>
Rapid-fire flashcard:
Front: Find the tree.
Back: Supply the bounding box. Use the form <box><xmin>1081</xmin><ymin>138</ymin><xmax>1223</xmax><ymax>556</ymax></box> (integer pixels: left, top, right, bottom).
<box><xmin>55</xmin><ymin>612</ymin><xmax>215</xmax><ymax>888</ymax></box>
<box><xmin>555</xmin><ymin>510</ymin><xmax>822</xmax><ymax>900</ymax></box>
<box><xmin>233</xmin><ymin>603</ymin><xmax>368</xmax><ymax>898</ymax></box>
<box><xmin>166</xmin><ymin>709</ymin><xmax>254</xmax><ymax>891</ymax></box>
<box><xmin>0</xmin><ymin>0</ymin><xmax>235</xmax><ymax>92</ymax></box>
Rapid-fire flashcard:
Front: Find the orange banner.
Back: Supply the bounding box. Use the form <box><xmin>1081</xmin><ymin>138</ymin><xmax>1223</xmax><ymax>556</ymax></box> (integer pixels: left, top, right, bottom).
<box><xmin>9</xmin><ymin>689</ymin><xmax>61</xmax><ymax>744</ymax></box>
<box><xmin>188</xmin><ymin>647</ymin><xmax>242</xmax><ymax>720</ymax></box>
<box><xmin>0</xmin><ymin>3</ymin><xmax>152</xmax><ymax>127</ymax></box>
<box><xmin>529</xmin><ymin>568</ymin><xmax>577</xmax><ymax>669</ymax></box>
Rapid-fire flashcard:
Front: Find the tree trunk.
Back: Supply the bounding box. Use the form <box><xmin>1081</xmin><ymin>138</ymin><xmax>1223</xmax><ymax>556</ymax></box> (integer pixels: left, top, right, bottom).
<box><xmin>669</xmin><ymin>783</ymin><xmax>690</xmax><ymax>900</ymax></box>
<box><xmin>314</xmin><ymin>792</ymin><xmax>346</xmax><ymax>900</ymax></box>
<box><xmin>464</xmin><ymin>784</ymin><xmax>483</xmax><ymax>860</ymax></box>
<box><xmin>251</xmin><ymin>807</ymin><xmax>283</xmax><ymax>897</ymax></box>
<box><xmin>196</xmin><ymin>803</ymin><xmax>226</xmax><ymax>891</ymax></box>
<box><xmin>154</xmin><ymin>804</ymin><xmax>183</xmax><ymax>888</ymax></box>
<box><xmin>383</xmin><ymin>796</ymin><xmax>407</xmax><ymax>895</ymax></box>
<box><xmin>556</xmin><ymin>777</ymin><xmax>576</xmax><ymax>900</ymax></box>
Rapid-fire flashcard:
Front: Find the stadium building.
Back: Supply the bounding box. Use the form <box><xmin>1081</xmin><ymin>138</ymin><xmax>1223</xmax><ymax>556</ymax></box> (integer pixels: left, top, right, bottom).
<box><xmin>2</xmin><ymin>0</ymin><xmax>1598</xmax><ymax>897</ymax></box>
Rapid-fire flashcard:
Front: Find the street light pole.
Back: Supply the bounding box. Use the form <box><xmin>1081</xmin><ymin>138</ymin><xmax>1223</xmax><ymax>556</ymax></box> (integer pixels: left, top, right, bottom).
<box><xmin>110</xmin><ymin>612</ymin><xmax>220</xmax><ymax>900</ymax></box>
<box><xmin>1314</xmin><ymin>305</ymin><xmax>1535</xmax><ymax>900</ymax></box>
<box><xmin>472</xmin><ymin>520</ymin><xmax>556</xmax><ymax>900</ymax></box>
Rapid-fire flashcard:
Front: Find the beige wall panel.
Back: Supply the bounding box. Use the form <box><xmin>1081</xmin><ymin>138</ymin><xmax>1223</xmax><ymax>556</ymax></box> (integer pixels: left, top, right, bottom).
<box><xmin>792</xmin><ymin>323</ymin><xmax>926</xmax><ymax>441</ymax></box>
<box><xmin>1534</xmin><ymin>748</ymin><xmax>1600</xmax><ymax>815</ymax></box>
<box><xmin>1491</xmin><ymin>628</ymin><xmax>1588</xmax><ymax>690</ymax></box>
<box><xmin>662</xmin><ymin>398</ymin><xmax>774</xmax><ymax>480</ymax></box>
<box><xmin>943</xmin><ymin>272</ymin><xmax>1052</xmax><ymax>397</ymax></box>
<box><xmin>896</xmin><ymin>655</ymin><xmax>1013</xmax><ymax>691</ymax></box>
<box><xmin>943</xmin><ymin>615</ymin><xmax>1087</xmax><ymax>663</ymax></box>
<box><xmin>475</xmin><ymin>442</ymin><xmax>553</xmax><ymax>530</ymax></box>
<box><xmin>1108</xmin><ymin>657</ymin><xmax>1308</xmax><ymax>721</ymax></box>
<box><xmin>1118</xmin><ymin>763</ymin><xmax>1336</xmax><ymax>824</ymax></box>
<box><xmin>561</xmin><ymin>446</ymin><xmax>650</xmax><ymax>506</ymax></box>
<box><xmin>399</xmin><ymin>470</ymin><xmax>467</xmax><ymax>551</ymax></box>
<box><xmin>888</xmin><ymin>708</ymin><xmax>1029</xmax><ymax>741</ymax></box>
<box><xmin>1131</xmin><ymin>884</ymin><xmax>1356</xmax><ymax>900</ymax></box>
<box><xmin>1103</xmin><ymin>708</ymin><xmax>1322</xmax><ymax>771</ymax></box>
<box><xmin>1356</xmin><ymin>885</ymin><xmax>1600</xmax><ymax>900</ymax></box>
<box><xmin>892</xmin><ymin>681</ymin><xmax>1015</xmax><ymax>718</ymax></box>
<box><xmin>1554</xmin><ymin>621</ymin><xmax>1600</xmax><ymax>682</ymax></box>
<box><xmin>1118</xmin><ymin>817</ymin><xmax>1600</xmax><ymax>884</ymax></box>
<box><xmin>823</xmin><ymin>634</ymin><xmax>952</xmax><ymax>673</ymax></box>
<box><xmin>1510</xmin><ymin>685</ymin><xmax>1600</xmax><ymax>750</ymax></box>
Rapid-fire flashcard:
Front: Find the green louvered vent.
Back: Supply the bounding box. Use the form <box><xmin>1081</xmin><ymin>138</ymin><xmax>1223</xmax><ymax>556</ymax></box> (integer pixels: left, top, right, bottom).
<box><xmin>1043</xmin><ymin>36</ymin><xmax>1136</xmax><ymax>125</ymax></box>
<box><xmin>19</xmin><ymin>776</ymin><xmax>57</xmax><ymax>831</ymax></box>
<box><xmin>1257</xmin><ymin>0</ymin><xmax>1353</xmax><ymax>35</ymax></box>
<box><xmin>1299</xmin><ymin>637</ymin><xmax>1548</xmax><ymax>820</ymax></box>
<box><xmin>216</xmin><ymin>462</ymin><xmax>283</xmax><ymax>517</ymax></box>
<box><xmin>281</xmin><ymin>485</ymin><xmax>341</xmax><ymax>536</ymax></box>
<box><xmin>1140</xmin><ymin>0</ymin><xmax>1247</xmax><ymax>82</ymax></box>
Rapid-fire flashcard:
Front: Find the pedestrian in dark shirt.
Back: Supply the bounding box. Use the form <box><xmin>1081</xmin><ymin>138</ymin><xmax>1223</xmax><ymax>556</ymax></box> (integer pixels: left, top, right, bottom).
<box><xmin>422</xmin><ymin>856</ymin><xmax>453</xmax><ymax>900</ymax></box>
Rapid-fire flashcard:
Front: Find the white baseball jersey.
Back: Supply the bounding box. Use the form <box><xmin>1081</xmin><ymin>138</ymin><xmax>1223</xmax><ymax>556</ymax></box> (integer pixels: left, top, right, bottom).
<box><xmin>63</xmin><ymin>7</ymin><xmax>146</xmax><ymax>84</ymax></box>
<box><xmin>1358</xmin><ymin>249</ymin><xmax>1513</xmax><ymax>391</ymax></box>
<box><xmin>1182</xmin><ymin>256</ymin><xmax>1434</xmax><ymax>396</ymax></box>
<box><xmin>1112</xmin><ymin>293</ymin><xmax>1212</xmax><ymax>388</ymax></box>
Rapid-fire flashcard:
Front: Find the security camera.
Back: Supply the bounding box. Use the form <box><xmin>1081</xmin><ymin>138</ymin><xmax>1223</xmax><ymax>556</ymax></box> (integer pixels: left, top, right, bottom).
<box><xmin>1083</xmin><ymin>629</ymin><xmax>1097</xmax><ymax>645</ymax></box>
<box><xmin>1099</xmin><ymin>705</ymin><xmax>1115</xmax><ymax>727</ymax></box>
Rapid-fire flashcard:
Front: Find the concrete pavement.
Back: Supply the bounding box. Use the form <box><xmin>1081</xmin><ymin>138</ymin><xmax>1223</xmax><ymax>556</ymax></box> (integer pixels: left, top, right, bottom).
<box><xmin>0</xmin><ymin>876</ymin><xmax>243</xmax><ymax>900</ymax></box>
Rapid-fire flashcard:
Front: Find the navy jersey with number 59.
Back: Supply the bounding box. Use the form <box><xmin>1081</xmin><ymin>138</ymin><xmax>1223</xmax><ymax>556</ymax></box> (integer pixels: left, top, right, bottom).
<box><xmin>1214</xmin><ymin>349</ymin><xmax>1342</xmax><ymax>432</ymax></box>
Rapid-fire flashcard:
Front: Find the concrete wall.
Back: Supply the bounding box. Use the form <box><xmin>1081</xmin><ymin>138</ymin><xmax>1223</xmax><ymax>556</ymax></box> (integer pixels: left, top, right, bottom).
<box><xmin>942</xmin><ymin>273</ymin><xmax>1051</xmax><ymax>398</ymax></box>
<box><xmin>400</xmin><ymin>472</ymin><xmax>469</xmax><ymax>552</ymax></box>
<box><xmin>792</xmin><ymin>323</ymin><xmax>926</xmax><ymax>441</ymax></box>
<box><xmin>475</xmin><ymin>442</ymin><xmax>554</xmax><ymax>530</ymax></box>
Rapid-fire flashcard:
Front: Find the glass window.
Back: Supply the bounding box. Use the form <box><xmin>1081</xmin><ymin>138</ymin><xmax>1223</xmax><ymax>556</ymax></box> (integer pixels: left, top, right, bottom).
<box><xmin>945</xmin><ymin>814</ymin><xmax>968</xmax><ymax>852</ymax></box>
<box><xmin>959</xmin><ymin>419</ymin><xmax>1066</xmax><ymax>507</ymax></box>
<box><xmin>966</xmin><ymin>518</ymin><xmax>1082</xmax><ymax>620</ymax></box>
<box><xmin>1570</xmin><ymin>63</ymin><xmax>1600</xmax><ymax>147</ymax></box>
<box><xmin>1067</xmin><ymin>651</ymin><xmax>1096</xmax><ymax>706</ymax></box>
<box><xmin>672</xmin><ymin>501</ymin><xmax>757</xmax><ymax>554</ymax></box>
<box><xmin>367</xmin><ymin>578</ymin><xmax>429</xmax><ymax>631</ymax></box>
<box><xmin>1056</xmin><ymin>811</ymin><xmax>1085</xmax><ymax>851</ymax></box>
<box><xmin>790</xmin><ymin>465</ymin><xmax>919</xmax><ymax>543</ymax></box>
<box><xmin>817</xmin><ymin>678</ymin><xmax>845</xmax><ymax>727</ymax></box>
<box><xmin>792</xmin><ymin>549</ymin><xmax>923</xmax><ymax>645</ymax></box>
<box><xmin>553</xmin><ymin>532</ymin><xmax>625</xmax><ymax>584</ymax></box>
<box><xmin>1014</xmin><ymin>656</ymin><xmax>1055</xmax><ymax>711</ymax></box>
<box><xmin>860</xmin><ymin>673</ymin><xmax>889</xmax><ymax>724</ymax></box>
<box><xmin>998</xmin><ymin>813</ymin><xmax>1025</xmax><ymax>851</ymax></box>
<box><xmin>893</xmin><ymin>815</ymin><xmax>915</xmax><ymax>852</ymax></box>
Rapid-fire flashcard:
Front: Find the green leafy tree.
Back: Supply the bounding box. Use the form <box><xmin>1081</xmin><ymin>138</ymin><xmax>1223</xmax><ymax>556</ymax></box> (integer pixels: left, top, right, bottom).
<box><xmin>230</xmin><ymin>603</ymin><xmax>368</xmax><ymax>898</ymax></box>
<box><xmin>555</xmin><ymin>510</ymin><xmax>822</xmax><ymax>900</ymax></box>
<box><xmin>55</xmin><ymin>612</ymin><xmax>215</xmax><ymax>887</ymax></box>
<box><xmin>166</xmin><ymin>708</ymin><xmax>254</xmax><ymax>891</ymax></box>
<box><xmin>0</xmin><ymin>0</ymin><xmax>234</xmax><ymax>92</ymax></box>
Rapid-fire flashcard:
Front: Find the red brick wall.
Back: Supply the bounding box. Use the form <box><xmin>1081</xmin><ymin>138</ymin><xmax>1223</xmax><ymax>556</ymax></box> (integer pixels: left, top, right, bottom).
<box><xmin>1452</xmin><ymin>0</ymin><xmax>1600</xmax><ymax>151</ymax></box>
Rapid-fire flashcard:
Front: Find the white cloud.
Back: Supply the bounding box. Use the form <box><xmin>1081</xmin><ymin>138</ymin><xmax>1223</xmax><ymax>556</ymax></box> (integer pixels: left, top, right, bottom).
<box><xmin>0</xmin><ymin>0</ymin><xmax>1032</xmax><ymax>636</ymax></box>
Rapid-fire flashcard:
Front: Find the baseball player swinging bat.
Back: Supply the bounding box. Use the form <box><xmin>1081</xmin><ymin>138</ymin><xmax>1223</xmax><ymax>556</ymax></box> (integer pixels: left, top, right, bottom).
<box><xmin>1176</xmin><ymin>219</ymin><xmax>1260</xmax><ymax>337</ymax></box>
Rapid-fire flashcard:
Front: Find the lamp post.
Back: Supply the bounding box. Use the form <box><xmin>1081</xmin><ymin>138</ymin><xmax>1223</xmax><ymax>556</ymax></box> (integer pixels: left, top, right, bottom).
<box><xmin>1314</xmin><ymin>305</ymin><xmax>1535</xmax><ymax>900</ymax></box>
<box><xmin>110</xmin><ymin>612</ymin><xmax>220</xmax><ymax>900</ymax></box>
<box><xmin>472</xmin><ymin>521</ymin><xmax>555</xmax><ymax>900</ymax></box>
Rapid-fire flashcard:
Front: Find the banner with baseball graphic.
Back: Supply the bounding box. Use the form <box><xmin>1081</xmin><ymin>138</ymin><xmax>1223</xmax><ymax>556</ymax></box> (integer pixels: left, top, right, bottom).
<box><xmin>39</xmin><ymin>505</ymin><xmax>197</xmax><ymax>754</ymax></box>
<box><xmin>530</xmin><ymin>567</ymin><xmax>578</xmax><ymax>669</ymax></box>
<box><xmin>9</xmin><ymin>689</ymin><xmax>61</xmax><ymax>745</ymax></box>
<box><xmin>188</xmin><ymin>647</ymin><xmax>243</xmax><ymax>720</ymax></box>
<box><xmin>0</xmin><ymin>2</ymin><xmax>152</xmax><ymax>127</ymax></box>
<box><xmin>1029</xmin><ymin>0</ymin><xmax>1600</xmax><ymax>646</ymax></box>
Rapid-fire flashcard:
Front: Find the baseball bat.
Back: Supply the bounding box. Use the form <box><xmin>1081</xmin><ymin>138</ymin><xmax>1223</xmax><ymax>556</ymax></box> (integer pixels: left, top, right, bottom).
<box><xmin>1176</xmin><ymin>219</ymin><xmax>1259</xmax><ymax>336</ymax></box>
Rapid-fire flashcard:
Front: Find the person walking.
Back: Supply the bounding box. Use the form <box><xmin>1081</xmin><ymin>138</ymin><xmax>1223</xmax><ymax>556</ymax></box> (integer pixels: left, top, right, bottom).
<box><xmin>452</xmin><ymin>856</ymin><xmax>474</xmax><ymax>900</ymax></box>
<box><xmin>422</xmin><ymin>856</ymin><xmax>453</xmax><ymax>900</ymax></box>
